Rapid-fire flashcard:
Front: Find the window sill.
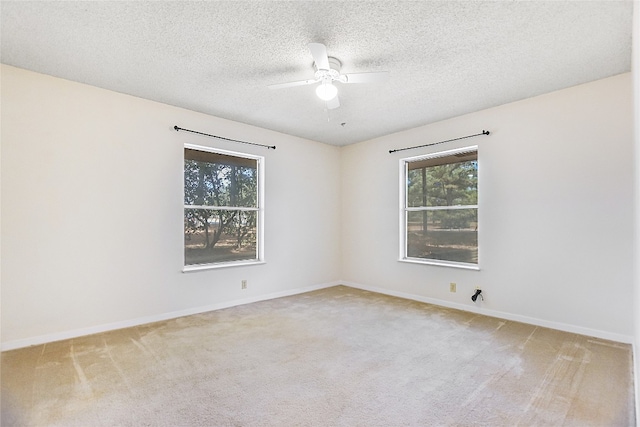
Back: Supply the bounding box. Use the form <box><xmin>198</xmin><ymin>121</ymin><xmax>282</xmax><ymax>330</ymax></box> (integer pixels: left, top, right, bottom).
<box><xmin>398</xmin><ymin>257</ymin><xmax>480</xmax><ymax>271</ymax></box>
<box><xmin>183</xmin><ymin>260</ymin><xmax>265</xmax><ymax>272</ymax></box>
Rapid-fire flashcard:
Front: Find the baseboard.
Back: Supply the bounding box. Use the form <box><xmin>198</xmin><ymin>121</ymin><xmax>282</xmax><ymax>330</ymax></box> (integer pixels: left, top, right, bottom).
<box><xmin>634</xmin><ymin>342</ymin><xmax>640</xmax><ymax>427</ymax></box>
<box><xmin>0</xmin><ymin>280</ymin><xmax>340</xmax><ymax>352</ymax></box>
<box><xmin>340</xmin><ymin>280</ymin><xmax>633</xmax><ymax>344</ymax></box>
<box><xmin>4</xmin><ymin>279</ymin><xmax>630</xmax><ymax>351</ymax></box>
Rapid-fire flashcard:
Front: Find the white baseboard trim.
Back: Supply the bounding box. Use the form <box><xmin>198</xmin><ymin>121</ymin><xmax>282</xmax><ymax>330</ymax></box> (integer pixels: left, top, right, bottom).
<box><xmin>4</xmin><ymin>279</ymin><xmax>630</xmax><ymax>351</ymax></box>
<box><xmin>340</xmin><ymin>280</ymin><xmax>633</xmax><ymax>344</ymax></box>
<box><xmin>634</xmin><ymin>343</ymin><xmax>640</xmax><ymax>427</ymax></box>
<box><xmin>1</xmin><ymin>281</ymin><xmax>340</xmax><ymax>352</ymax></box>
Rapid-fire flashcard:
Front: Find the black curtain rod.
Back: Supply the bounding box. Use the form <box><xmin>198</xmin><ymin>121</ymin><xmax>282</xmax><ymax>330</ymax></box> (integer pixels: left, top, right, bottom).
<box><xmin>389</xmin><ymin>130</ymin><xmax>490</xmax><ymax>154</ymax></box>
<box><xmin>174</xmin><ymin>126</ymin><xmax>276</xmax><ymax>150</ymax></box>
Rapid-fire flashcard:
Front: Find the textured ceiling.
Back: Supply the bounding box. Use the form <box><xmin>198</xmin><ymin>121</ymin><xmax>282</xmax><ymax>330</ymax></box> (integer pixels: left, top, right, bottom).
<box><xmin>0</xmin><ymin>1</ymin><xmax>633</xmax><ymax>146</ymax></box>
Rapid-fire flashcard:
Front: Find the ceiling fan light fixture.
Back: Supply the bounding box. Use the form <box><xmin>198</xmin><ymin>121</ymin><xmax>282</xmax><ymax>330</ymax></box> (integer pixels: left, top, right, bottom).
<box><xmin>316</xmin><ymin>82</ymin><xmax>338</xmax><ymax>101</ymax></box>
<box><xmin>268</xmin><ymin>43</ymin><xmax>388</xmax><ymax>110</ymax></box>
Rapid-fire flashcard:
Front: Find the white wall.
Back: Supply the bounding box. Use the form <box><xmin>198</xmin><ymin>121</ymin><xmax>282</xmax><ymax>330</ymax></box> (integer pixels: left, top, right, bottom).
<box><xmin>1</xmin><ymin>64</ymin><xmax>635</xmax><ymax>349</ymax></box>
<box><xmin>631</xmin><ymin>0</ymin><xmax>640</xmax><ymax>421</ymax></box>
<box><xmin>0</xmin><ymin>65</ymin><xmax>342</xmax><ymax>348</ymax></box>
<box><xmin>341</xmin><ymin>73</ymin><xmax>635</xmax><ymax>342</ymax></box>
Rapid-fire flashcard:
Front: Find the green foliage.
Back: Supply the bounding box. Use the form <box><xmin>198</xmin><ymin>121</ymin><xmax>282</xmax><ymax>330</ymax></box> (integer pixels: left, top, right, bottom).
<box><xmin>184</xmin><ymin>159</ymin><xmax>258</xmax><ymax>255</ymax></box>
<box><xmin>407</xmin><ymin>159</ymin><xmax>477</xmax><ymax>231</ymax></box>
<box><xmin>432</xmin><ymin>209</ymin><xmax>476</xmax><ymax>229</ymax></box>
<box><xmin>407</xmin><ymin>160</ymin><xmax>477</xmax><ymax>208</ymax></box>
<box><xmin>184</xmin><ymin>160</ymin><xmax>257</xmax><ymax>208</ymax></box>
<box><xmin>405</xmin><ymin>158</ymin><xmax>478</xmax><ymax>263</ymax></box>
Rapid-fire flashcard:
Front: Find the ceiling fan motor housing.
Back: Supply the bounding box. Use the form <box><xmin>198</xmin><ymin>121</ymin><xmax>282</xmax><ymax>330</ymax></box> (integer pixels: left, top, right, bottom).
<box><xmin>315</xmin><ymin>57</ymin><xmax>342</xmax><ymax>82</ymax></box>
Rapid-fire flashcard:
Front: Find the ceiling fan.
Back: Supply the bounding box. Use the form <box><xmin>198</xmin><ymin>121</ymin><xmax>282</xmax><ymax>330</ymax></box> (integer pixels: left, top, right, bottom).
<box><xmin>268</xmin><ymin>43</ymin><xmax>389</xmax><ymax>110</ymax></box>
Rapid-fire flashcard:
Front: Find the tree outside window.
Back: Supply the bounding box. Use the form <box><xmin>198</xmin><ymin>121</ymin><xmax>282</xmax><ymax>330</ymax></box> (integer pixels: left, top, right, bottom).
<box><xmin>402</xmin><ymin>147</ymin><xmax>478</xmax><ymax>266</ymax></box>
<box><xmin>184</xmin><ymin>146</ymin><xmax>262</xmax><ymax>267</ymax></box>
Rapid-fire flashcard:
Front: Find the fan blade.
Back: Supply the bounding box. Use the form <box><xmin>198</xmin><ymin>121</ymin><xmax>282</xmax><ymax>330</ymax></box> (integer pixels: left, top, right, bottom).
<box><xmin>326</xmin><ymin>95</ymin><xmax>340</xmax><ymax>110</ymax></box>
<box><xmin>268</xmin><ymin>79</ymin><xmax>317</xmax><ymax>90</ymax></box>
<box><xmin>343</xmin><ymin>71</ymin><xmax>389</xmax><ymax>84</ymax></box>
<box><xmin>308</xmin><ymin>43</ymin><xmax>330</xmax><ymax>71</ymax></box>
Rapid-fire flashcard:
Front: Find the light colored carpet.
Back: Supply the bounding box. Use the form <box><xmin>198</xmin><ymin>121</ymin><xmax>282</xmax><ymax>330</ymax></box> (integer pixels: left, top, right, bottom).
<box><xmin>1</xmin><ymin>285</ymin><xmax>634</xmax><ymax>426</ymax></box>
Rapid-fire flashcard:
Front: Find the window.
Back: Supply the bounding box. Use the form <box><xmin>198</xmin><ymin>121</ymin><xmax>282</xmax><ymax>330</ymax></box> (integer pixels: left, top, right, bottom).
<box><xmin>400</xmin><ymin>146</ymin><xmax>478</xmax><ymax>269</ymax></box>
<box><xmin>184</xmin><ymin>144</ymin><xmax>264</xmax><ymax>270</ymax></box>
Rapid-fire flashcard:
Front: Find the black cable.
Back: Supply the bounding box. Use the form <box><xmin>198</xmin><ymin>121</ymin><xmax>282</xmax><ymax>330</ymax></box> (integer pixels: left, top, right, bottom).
<box><xmin>389</xmin><ymin>130</ymin><xmax>490</xmax><ymax>154</ymax></box>
<box><xmin>174</xmin><ymin>126</ymin><xmax>276</xmax><ymax>150</ymax></box>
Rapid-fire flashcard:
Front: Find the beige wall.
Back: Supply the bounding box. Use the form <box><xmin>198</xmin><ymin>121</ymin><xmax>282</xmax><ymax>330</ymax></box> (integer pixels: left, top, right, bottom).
<box><xmin>341</xmin><ymin>73</ymin><xmax>635</xmax><ymax>342</ymax></box>
<box><xmin>0</xmin><ymin>65</ymin><xmax>342</xmax><ymax>348</ymax></box>
<box><xmin>1</xmin><ymin>64</ymin><xmax>635</xmax><ymax>349</ymax></box>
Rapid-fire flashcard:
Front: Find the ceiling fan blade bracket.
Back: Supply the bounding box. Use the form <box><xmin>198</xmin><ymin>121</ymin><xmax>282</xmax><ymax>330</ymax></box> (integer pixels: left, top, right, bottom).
<box><xmin>308</xmin><ymin>43</ymin><xmax>330</xmax><ymax>71</ymax></box>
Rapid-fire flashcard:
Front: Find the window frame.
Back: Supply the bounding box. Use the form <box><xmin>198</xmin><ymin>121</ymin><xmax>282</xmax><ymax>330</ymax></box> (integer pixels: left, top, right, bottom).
<box><xmin>183</xmin><ymin>143</ymin><xmax>265</xmax><ymax>272</ymax></box>
<box><xmin>398</xmin><ymin>145</ymin><xmax>479</xmax><ymax>270</ymax></box>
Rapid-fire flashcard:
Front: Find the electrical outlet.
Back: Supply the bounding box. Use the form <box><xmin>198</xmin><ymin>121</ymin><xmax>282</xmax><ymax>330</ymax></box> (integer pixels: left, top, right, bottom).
<box><xmin>241</xmin><ymin>280</ymin><xmax>247</xmax><ymax>289</ymax></box>
<box><xmin>449</xmin><ymin>282</ymin><xmax>456</xmax><ymax>293</ymax></box>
